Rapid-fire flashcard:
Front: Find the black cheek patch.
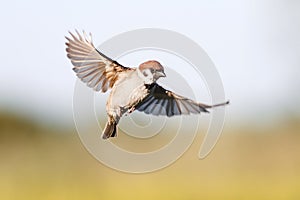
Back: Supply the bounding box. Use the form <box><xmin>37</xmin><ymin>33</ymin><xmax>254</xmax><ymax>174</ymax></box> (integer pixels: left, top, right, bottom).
<box><xmin>143</xmin><ymin>71</ymin><xmax>148</xmax><ymax>77</ymax></box>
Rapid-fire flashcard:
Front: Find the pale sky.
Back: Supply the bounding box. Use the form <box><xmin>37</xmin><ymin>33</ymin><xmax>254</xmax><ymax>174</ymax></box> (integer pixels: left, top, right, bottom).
<box><xmin>0</xmin><ymin>0</ymin><xmax>299</xmax><ymax>127</ymax></box>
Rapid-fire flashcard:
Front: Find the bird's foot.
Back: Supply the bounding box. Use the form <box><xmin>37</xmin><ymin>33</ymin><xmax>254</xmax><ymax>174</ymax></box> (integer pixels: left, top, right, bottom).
<box><xmin>128</xmin><ymin>107</ymin><xmax>135</xmax><ymax>114</ymax></box>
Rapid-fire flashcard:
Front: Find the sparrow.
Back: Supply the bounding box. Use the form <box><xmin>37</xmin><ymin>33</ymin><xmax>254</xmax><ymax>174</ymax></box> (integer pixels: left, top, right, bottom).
<box><xmin>65</xmin><ymin>30</ymin><xmax>229</xmax><ymax>139</ymax></box>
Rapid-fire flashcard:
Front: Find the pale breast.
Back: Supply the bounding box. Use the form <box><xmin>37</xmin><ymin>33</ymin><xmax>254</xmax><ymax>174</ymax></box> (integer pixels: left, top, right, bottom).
<box><xmin>107</xmin><ymin>70</ymin><xmax>147</xmax><ymax>110</ymax></box>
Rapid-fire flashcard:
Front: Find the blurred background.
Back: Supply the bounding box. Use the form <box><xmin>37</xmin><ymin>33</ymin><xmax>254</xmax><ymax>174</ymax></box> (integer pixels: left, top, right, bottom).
<box><xmin>1</xmin><ymin>0</ymin><xmax>300</xmax><ymax>199</ymax></box>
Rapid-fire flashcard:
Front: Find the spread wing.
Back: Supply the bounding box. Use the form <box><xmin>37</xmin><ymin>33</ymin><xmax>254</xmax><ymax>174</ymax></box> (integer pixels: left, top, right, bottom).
<box><xmin>65</xmin><ymin>30</ymin><xmax>132</xmax><ymax>92</ymax></box>
<box><xmin>135</xmin><ymin>83</ymin><xmax>229</xmax><ymax>117</ymax></box>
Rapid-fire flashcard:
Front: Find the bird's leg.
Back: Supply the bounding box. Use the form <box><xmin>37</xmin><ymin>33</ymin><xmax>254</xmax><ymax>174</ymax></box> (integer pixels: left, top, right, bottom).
<box><xmin>120</xmin><ymin>107</ymin><xmax>129</xmax><ymax>116</ymax></box>
<box><xmin>128</xmin><ymin>106</ymin><xmax>135</xmax><ymax>114</ymax></box>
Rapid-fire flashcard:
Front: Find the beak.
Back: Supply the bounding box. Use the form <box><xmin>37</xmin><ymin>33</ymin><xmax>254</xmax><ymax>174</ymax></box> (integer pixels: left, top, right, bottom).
<box><xmin>156</xmin><ymin>71</ymin><xmax>166</xmax><ymax>78</ymax></box>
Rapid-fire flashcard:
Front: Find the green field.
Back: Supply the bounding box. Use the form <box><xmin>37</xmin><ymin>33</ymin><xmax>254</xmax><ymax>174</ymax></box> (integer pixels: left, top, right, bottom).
<box><xmin>1</xmin><ymin>114</ymin><xmax>300</xmax><ymax>200</ymax></box>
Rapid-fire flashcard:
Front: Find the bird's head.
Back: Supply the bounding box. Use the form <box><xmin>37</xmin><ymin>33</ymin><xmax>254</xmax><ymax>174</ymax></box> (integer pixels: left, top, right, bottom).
<box><xmin>138</xmin><ymin>60</ymin><xmax>166</xmax><ymax>83</ymax></box>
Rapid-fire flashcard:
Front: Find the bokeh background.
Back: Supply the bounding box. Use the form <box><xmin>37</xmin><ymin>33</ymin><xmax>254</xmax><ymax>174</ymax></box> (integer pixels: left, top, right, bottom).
<box><xmin>1</xmin><ymin>0</ymin><xmax>300</xmax><ymax>199</ymax></box>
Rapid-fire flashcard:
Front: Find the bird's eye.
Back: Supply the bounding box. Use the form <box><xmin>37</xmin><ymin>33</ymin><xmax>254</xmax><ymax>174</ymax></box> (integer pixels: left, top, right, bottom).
<box><xmin>150</xmin><ymin>68</ymin><xmax>155</xmax><ymax>73</ymax></box>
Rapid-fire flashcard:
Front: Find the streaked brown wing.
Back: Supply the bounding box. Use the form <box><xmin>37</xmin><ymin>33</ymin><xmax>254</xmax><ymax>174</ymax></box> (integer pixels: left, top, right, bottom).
<box><xmin>135</xmin><ymin>83</ymin><xmax>229</xmax><ymax>117</ymax></box>
<box><xmin>65</xmin><ymin>30</ymin><xmax>132</xmax><ymax>92</ymax></box>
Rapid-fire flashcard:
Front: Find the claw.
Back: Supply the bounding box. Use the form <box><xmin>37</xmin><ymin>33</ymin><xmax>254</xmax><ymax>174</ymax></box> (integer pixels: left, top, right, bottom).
<box><xmin>128</xmin><ymin>107</ymin><xmax>135</xmax><ymax>114</ymax></box>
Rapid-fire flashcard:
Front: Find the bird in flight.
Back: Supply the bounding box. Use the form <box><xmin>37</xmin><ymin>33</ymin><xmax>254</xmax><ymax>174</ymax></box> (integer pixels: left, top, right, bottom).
<box><xmin>65</xmin><ymin>30</ymin><xmax>229</xmax><ymax>139</ymax></box>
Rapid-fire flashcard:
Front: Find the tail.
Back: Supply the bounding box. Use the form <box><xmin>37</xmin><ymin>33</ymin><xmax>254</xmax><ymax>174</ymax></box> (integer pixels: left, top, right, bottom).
<box><xmin>102</xmin><ymin>119</ymin><xmax>118</xmax><ymax>139</ymax></box>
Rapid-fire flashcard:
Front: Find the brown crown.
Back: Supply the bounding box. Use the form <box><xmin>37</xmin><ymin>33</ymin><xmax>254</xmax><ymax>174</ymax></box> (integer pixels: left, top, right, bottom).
<box><xmin>138</xmin><ymin>60</ymin><xmax>164</xmax><ymax>71</ymax></box>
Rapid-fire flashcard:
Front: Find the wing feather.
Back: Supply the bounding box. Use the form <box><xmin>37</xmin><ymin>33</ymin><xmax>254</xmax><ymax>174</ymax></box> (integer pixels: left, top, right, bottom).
<box><xmin>135</xmin><ymin>83</ymin><xmax>229</xmax><ymax>117</ymax></box>
<box><xmin>66</xmin><ymin>30</ymin><xmax>133</xmax><ymax>92</ymax></box>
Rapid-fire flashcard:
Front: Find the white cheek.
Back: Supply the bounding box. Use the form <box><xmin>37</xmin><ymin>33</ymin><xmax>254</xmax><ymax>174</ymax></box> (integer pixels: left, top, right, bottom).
<box><xmin>137</xmin><ymin>69</ymin><xmax>155</xmax><ymax>84</ymax></box>
<box><xmin>144</xmin><ymin>70</ymin><xmax>154</xmax><ymax>83</ymax></box>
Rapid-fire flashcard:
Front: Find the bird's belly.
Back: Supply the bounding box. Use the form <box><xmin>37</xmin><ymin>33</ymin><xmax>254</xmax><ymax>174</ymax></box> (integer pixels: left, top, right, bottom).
<box><xmin>108</xmin><ymin>77</ymin><xmax>146</xmax><ymax>111</ymax></box>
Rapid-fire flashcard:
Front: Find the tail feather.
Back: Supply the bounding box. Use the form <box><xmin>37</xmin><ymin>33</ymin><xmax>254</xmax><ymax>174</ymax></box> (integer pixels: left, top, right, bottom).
<box><xmin>102</xmin><ymin>121</ymin><xmax>117</xmax><ymax>139</ymax></box>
